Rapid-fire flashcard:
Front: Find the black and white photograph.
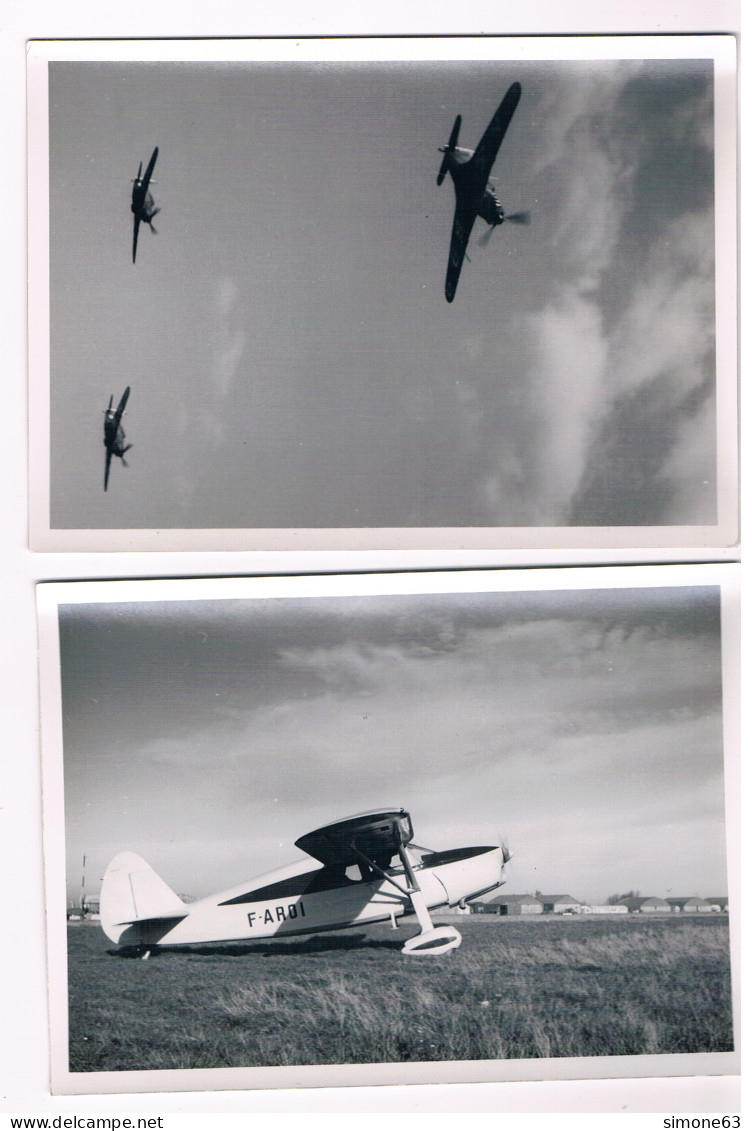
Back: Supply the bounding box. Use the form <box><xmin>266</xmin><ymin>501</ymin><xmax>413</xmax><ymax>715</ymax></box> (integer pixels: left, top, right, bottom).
<box><xmin>37</xmin><ymin>567</ymin><xmax>739</xmax><ymax>1095</ymax></box>
<box><xmin>28</xmin><ymin>36</ymin><xmax>737</xmax><ymax>552</ymax></box>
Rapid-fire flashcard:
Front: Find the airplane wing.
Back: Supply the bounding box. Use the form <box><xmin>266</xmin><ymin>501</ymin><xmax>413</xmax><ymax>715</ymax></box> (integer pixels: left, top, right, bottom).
<box><xmin>295</xmin><ymin>809</ymin><xmax>413</xmax><ymax>867</ymax></box>
<box><xmin>444</xmin><ymin>195</ymin><xmax>477</xmax><ymax>303</ymax></box>
<box><xmin>114</xmin><ymin>385</ymin><xmax>131</xmax><ymax>424</ymax></box>
<box><xmin>142</xmin><ymin>146</ymin><xmax>159</xmax><ymax>193</ymax></box>
<box><xmin>132</xmin><ymin>215</ymin><xmax>141</xmax><ymax>263</ymax></box>
<box><xmin>468</xmin><ymin>82</ymin><xmax>522</xmax><ymax>189</ymax></box>
<box><xmin>104</xmin><ymin>448</ymin><xmax>112</xmax><ymax>492</ymax></box>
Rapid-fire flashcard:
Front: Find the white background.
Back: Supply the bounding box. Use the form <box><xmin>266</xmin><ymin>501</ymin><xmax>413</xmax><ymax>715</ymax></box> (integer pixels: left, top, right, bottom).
<box><xmin>1</xmin><ymin>0</ymin><xmax>742</xmax><ymax>1122</ymax></box>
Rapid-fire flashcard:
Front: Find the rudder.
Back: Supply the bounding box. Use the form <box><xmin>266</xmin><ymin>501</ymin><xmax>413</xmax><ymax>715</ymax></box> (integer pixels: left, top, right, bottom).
<box><xmin>100</xmin><ymin>851</ymin><xmax>186</xmax><ymax>944</ymax></box>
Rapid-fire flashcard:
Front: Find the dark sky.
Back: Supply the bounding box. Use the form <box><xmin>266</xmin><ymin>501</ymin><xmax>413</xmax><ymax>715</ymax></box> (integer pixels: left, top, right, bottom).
<box><xmin>57</xmin><ymin>580</ymin><xmax>728</xmax><ymax>904</ymax></box>
<box><xmin>46</xmin><ymin>54</ymin><xmax>718</xmax><ymax>530</ymax></box>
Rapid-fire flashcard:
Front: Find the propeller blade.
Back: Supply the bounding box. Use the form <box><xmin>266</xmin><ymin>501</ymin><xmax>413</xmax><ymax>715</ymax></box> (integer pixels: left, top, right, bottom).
<box><xmin>496</xmin><ymin>829</ymin><xmax>512</xmax><ymax>867</ymax></box>
<box><xmin>437</xmin><ymin>114</ymin><xmax>461</xmax><ymax>185</ymax></box>
<box><xmin>478</xmin><ymin>225</ymin><xmax>495</xmax><ymax>247</ymax></box>
<box><xmin>506</xmin><ymin>211</ymin><xmax>531</xmax><ymax>225</ymax></box>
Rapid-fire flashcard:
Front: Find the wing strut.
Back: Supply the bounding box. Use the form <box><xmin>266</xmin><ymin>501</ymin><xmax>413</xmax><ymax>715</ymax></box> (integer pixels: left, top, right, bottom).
<box><xmin>349</xmin><ymin>836</ymin><xmax>461</xmax><ymax>956</ymax></box>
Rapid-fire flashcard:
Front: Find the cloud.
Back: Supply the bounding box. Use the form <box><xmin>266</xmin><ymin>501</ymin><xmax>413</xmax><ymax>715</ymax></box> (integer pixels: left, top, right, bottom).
<box><xmin>210</xmin><ymin>278</ymin><xmax>247</xmax><ymax>397</ymax></box>
<box><xmin>608</xmin><ymin>209</ymin><xmax>715</xmax><ymax>404</ymax></box>
<box><xmin>654</xmin><ymin>394</ymin><xmax>716</xmax><ymax>522</ymax></box>
<box><xmin>65</xmin><ymin>601</ymin><xmax>726</xmax><ymax>900</ymax></box>
<box><xmin>474</xmin><ymin>64</ymin><xmax>717</xmax><ymax>527</ymax></box>
<box><xmin>532</xmin><ymin>64</ymin><xmax>641</xmax><ymax>174</ymax></box>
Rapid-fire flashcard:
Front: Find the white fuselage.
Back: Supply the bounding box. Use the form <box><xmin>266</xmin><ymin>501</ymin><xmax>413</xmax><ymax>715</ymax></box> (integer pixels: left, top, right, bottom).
<box><xmin>102</xmin><ymin>845</ymin><xmax>504</xmax><ymax>948</ymax></box>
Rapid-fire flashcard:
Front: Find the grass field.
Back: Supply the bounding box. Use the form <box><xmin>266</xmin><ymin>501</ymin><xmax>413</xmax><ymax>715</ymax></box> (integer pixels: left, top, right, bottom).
<box><xmin>67</xmin><ymin>914</ymin><xmax>733</xmax><ymax>1072</ymax></box>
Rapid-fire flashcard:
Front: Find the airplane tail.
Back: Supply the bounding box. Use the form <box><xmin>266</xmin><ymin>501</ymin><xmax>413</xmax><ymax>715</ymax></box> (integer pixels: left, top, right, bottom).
<box><xmin>100</xmin><ymin>851</ymin><xmax>187</xmax><ymax>945</ymax></box>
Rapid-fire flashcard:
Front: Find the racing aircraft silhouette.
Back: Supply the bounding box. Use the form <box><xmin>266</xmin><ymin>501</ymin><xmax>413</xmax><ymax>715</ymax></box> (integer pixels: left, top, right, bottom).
<box><xmin>131</xmin><ymin>146</ymin><xmax>159</xmax><ymax>263</ymax></box>
<box><xmin>103</xmin><ymin>386</ymin><xmax>132</xmax><ymax>491</ymax></box>
<box><xmin>437</xmin><ymin>82</ymin><xmax>529</xmax><ymax>302</ymax></box>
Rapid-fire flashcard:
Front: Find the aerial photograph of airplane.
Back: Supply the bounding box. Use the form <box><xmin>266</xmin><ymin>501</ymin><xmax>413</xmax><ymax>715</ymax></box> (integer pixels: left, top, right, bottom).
<box><xmin>102</xmin><ymin>385</ymin><xmax>132</xmax><ymax>491</ymax></box>
<box><xmin>437</xmin><ymin>81</ymin><xmax>530</xmax><ymax>302</ymax></box>
<box><xmin>100</xmin><ymin>808</ymin><xmax>510</xmax><ymax>957</ymax></box>
<box><xmin>130</xmin><ymin>146</ymin><xmax>160</xmax><ymax>263</ymax></box>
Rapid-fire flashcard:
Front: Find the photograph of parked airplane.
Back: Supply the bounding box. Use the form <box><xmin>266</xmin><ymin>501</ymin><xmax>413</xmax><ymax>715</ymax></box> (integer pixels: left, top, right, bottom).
<box><xmin>37</xmin><ymin>567</ymin><xmax>737</xmax><ymax>1087</ymax></box>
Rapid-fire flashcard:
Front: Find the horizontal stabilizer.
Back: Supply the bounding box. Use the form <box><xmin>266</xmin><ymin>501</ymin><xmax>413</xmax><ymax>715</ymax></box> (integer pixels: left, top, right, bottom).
<box><xmin>100</xmin><ymin>852</ymin><xmax>187</xmax><ymax>938</ymax></box>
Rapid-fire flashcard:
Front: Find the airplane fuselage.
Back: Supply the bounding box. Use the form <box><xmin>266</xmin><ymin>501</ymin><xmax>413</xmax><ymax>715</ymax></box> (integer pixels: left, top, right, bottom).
<box><xmin>131</xmin><ymin>187</ymin><xmax>156</xmax><ymax>223</ymax></box>
<box><xmin>101</xmin><ymin>844</ymin><xmax>505</xmax><ymax>949</ymax></box>
<box><xmin>103</xmin><ymin>414</ymin><xmax>127</xmax><ymax>456</ymax></box>
<box><xmin>445</xmin><ymin>148</ymin><xmax>505</xmax><ymax>226</ymax></box>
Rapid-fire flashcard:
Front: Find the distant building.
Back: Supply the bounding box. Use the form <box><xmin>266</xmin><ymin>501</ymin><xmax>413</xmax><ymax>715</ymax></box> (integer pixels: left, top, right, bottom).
<box><xmin>585</xmin><ymin>904</ymin><xmax>628</xmax><ymax>914</ymax></box>
<box><xmin>706</xmin><ymin>897</ymin><xmax>729</xmax><ymax>912</ymax></box>
<box><xmin>622</xmin><ymin>896</ymin><xmax>671</xmax><ymax>913</ymax></box>
<box><xmin>471</xmin><ymin>893</ymin><xmax>543</xmax><ymax>915</ymax></box>
<box><xmin>666</xmin><ymin>897</ymin><xmax>713</xmax><ymax>913</ymax></box>
<box><xmin>67</xmin><ymin>896</ymin><xmax>100</xmax><ymax>921</ymax></box>
<box><xmin>537</xmin><ymin>894</ymin><xmax>584</xmax><ymax>914</ymax></box>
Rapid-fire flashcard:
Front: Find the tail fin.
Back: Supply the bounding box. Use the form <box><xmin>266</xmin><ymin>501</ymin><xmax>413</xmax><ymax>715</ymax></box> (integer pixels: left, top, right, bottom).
<box><xmin>100</xmin><ymin>851</ymin><xmax>186</xmax><ymax>944</ymax></box>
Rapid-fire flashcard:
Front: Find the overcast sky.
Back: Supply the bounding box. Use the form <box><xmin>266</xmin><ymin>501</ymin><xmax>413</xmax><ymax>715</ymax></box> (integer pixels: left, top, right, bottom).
<box><xmin>59</xmin><ymin>583</ymin><xmax>727</xmax><ymax>906</ymax></box>
<box><xmin>48</xmin><ymin>56</ymin><xmax>717</xmax><ymax>530</ymax></box>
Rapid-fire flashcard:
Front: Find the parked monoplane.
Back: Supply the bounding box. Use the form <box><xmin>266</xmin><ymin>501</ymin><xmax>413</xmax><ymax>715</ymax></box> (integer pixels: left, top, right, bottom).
<box><xmin>437</xmin><ymin>83</ymin><xmax>529</xmax><ymax>302</ymax></box>
<box><xmin>103</xmin><ymin>386</ymin><xmax>132</xmax><ymax>491</ymax></box>
<box><xmin>131</xmin><ymin>146</ymin><xmax>160</xmax><ymax>263</ymax></box>
<box><xmin>100</xmin><ymin>808</ymin><xmax>510</xmax><ymax>956</ymax></box>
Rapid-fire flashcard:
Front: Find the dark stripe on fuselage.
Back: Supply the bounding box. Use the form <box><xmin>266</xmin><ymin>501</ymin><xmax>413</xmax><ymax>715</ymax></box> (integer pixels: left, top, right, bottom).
<box><xmin>419</xmin><ymin>845</ymin><xmax>496</xmax><ymax>868</ymax></box>
<box><xmin>219</xmin><ymin>866</ymin><xmax>361</xmax><ymax>905</ymax></box>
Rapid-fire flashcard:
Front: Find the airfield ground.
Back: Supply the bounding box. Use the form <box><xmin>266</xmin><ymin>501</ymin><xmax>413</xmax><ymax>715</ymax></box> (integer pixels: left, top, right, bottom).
<box><xmin>66</xmin><ymin>914</ymin><xmax>733</xmax><ymax>1073</ymax></box>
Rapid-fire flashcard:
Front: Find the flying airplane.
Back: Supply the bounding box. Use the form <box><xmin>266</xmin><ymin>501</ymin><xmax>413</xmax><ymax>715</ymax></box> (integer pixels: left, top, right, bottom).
<box><xmin>131</xmin><ymin>146</ymin><xmax>160</xmax><ymax>263</ymax></box>
<box><xmin>437</xmin><ymin>82</ymin><xmax>529</xmax><ymax>302</ymax></box>
<box><xmin>100</xmin><ymin>808</ymin><xmax>510</xmax><ymax>957</ymax></box>
<box><xmin>103</xmin><ymin>386</ymin><xmax>132</xmax><ymax>492</ymax></box>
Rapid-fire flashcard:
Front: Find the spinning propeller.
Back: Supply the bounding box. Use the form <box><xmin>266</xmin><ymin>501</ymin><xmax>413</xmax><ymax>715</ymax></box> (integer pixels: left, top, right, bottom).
<box><xmin>437</xmin><ymin>114</ymin><xmax>462</xmax><ymax>185</ymax></box>
<box><xmin>478</xmin><ymin>211</ymin><xmax>531</xmax><ymax>246</ymax></box>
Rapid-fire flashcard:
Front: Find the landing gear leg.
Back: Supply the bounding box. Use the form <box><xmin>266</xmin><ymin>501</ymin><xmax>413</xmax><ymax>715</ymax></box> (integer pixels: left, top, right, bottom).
<box><xmin>397</xmin><ymin>845</ymin><xmax>462</xmax><ymax>956</ymax></box>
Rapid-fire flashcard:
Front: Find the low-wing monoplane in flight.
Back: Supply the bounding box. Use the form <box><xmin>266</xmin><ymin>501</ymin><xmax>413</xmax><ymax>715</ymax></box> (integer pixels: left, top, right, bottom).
<box><xmin>131</xmin><ymin>146</ymin><xmax>160</xmax><ymax>263</ymax></box>
<box><xmin>100</xmin><ymin>808</ymin><xmax>510</xmax><ymax>956</ymax></box>
<box><xmin>103</xmin><ymin>386</ymin><xmax>132</xmax><ymax>492</ymax></box>
<box><xmin>437</xmin><ymin>82</ymin><xmax>529</xmax><ymax>302</ymax></box>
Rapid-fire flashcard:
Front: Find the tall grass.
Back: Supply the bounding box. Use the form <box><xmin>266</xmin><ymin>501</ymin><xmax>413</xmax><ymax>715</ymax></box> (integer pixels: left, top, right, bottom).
<box><xmin>67</xmin><ymin>915</ymin><xmax>733</xmax><ymax>1072</ymax></box>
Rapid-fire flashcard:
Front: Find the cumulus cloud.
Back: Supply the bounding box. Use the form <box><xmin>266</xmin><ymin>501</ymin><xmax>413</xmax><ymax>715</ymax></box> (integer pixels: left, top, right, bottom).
<box><xmin>608</xmin><ymin>210</ymin><xmax>715</xmax><ymax>403</ymax></box>
<box><xmin>64</xmin><ymin>592</ymin><xmax>726</xmax><ymax>900</ymax></box>
<box><xmin>479</xmin><ymin>72</ymin><xmax>716</xmax><ymax>526</ymax></box>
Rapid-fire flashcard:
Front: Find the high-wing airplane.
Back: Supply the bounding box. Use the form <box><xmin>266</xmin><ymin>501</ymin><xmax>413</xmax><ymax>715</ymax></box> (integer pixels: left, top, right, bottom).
<box><xmin>437</xmin><ymin>82</ymin><xmax>529</xmax><ymax>302</ymax></box>
<box><xmin>100</xmin><ymin>808</ymin><xmax>510</xmax><ymax>957</ymax></box>
<box><xmin>103</xmin><ymin>386</ymin><xmax>132</xmax><ymax>492</ymax></box>
<box><xmin>131</xmin><ymin>146</ymin><xmax>160</xmax><ymax>263</ymax></box>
